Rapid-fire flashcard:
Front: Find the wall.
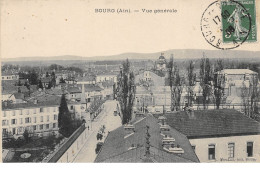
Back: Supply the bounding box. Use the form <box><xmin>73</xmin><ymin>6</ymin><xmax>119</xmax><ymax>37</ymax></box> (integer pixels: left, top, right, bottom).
<box><xmin>96</xmin><ymin>75</ymin><xmax>117</xmax><ymax>83</ymax></box>
<box><xmin>2</xmin><ymin>75</ymin><xmax>19</xmax><ymax>81</ymax></box>
<box><xmin>189</xmin><ymin>135</ymin><xmax>260</xmax><ymax>163</ymax></box>
<box><xmin>53</xmin><ymin>125</ymin><xmax>87</xmax><ymax>163</ymax></box>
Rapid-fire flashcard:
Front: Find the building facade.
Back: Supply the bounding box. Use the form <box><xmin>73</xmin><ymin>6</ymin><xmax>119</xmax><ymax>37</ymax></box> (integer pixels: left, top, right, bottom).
<box><xmin>2</xmin><ymin>103</ymin><xmax>60</xmax><ymax>138</ymax></box>
<box><xmin>162</xmin><ymin>109</ymin><xmax>260</xmax><ymax>162</ymax></box>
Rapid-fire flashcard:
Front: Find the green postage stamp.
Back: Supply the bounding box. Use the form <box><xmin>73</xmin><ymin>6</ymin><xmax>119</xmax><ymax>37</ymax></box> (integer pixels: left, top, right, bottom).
<box><xmin>221</xmin><ymin>0</ymin><xmax>257</xmax><ymax>43</ymax></box>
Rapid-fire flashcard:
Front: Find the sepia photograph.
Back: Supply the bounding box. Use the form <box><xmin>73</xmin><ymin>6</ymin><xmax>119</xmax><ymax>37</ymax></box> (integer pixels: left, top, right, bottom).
<box><xmin>0</xmin><ymin>0</ymin><xmax>260</xmax><ymax>165</ymax></box>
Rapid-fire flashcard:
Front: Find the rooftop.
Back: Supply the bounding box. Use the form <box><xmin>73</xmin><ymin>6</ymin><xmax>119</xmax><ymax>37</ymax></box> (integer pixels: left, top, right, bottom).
<box><xmin>157</xmin><ymin>109</ymin><xmax>260</xmax><ymax>139</ymax></box>
<box><xmin>67</xmin><ymin>87</ymin><xmax>81</xmax><ymax>94</ymax></box>
<box><xmin>101</xmin><ymin>81</ymin><xmax>115</xmax><ymax>88</ymax></box>
<box><xmin>96</xmin><ymin>72</ymin><xmax>118</xmax><ymax>76</ymax></box>
<box><xmin>217</xmin><ymin>69</ymin><xmax>258</xmax><ymax>75</ymax></box>
<box><xmin>2</xmin><ymin>71</ymin><xmax>19</xmax><ymax>76</ymax></box>
<box><xmin>78</xmin><ymin>84</ymin><xmax>103</xmax><ymax>92</ymax></box>
<box><xmin>13</xmin><ymin>93</ymin><xmax>25</xmax><ymax>100</ymax></box>
<box><xmin>2</xmin><ymin>95</ymin><xmax>61</xmax><ymax>110</ymax></box>
<box><xmin>75</xmin><ymin>76</ymin><xmax>95</xmax><ymax>82</ymax></box>
<box><xmin>159</xmin><ymin>55</ymin><xmax>166</xmax><ymax>60</ymax></box>
<box><xmin>45</xmin><ymin>88</ymin><xmax>64</xmax><ymax>95</ymax></box>
<box><xmin>2</xmin><ymin>84</ymin><xmax>18</xmax><ymax>95</ymax></box>
<box><xmin>95</xmin><ymin>114</ymin><xmax>199</xmax><ymax>163</ymax></box>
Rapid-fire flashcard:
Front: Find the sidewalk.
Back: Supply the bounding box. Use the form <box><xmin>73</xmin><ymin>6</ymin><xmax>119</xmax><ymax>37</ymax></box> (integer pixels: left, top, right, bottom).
<box><xmin>72</xmin><ymin>100</ymin><xmax>122</xmax><ymax>162</ymax></box>
<box><xmin>72</xmin><ymin>102</ymin><xmax>109</xmax><ymax>162</ymax></box>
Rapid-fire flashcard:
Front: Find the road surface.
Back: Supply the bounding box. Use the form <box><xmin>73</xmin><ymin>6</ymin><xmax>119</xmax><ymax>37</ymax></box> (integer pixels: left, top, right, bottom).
<box><xmin>73</xmin><ymin>100</ymin><xmax>122</xmax><ymax>162</ymax></box>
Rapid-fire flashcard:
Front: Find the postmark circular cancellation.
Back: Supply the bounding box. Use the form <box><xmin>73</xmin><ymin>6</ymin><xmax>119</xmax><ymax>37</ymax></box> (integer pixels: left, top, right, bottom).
<box><xmin>200</xmin><ymin>0</ymin><xmax>255</xmax><ymax>50</ymax></box>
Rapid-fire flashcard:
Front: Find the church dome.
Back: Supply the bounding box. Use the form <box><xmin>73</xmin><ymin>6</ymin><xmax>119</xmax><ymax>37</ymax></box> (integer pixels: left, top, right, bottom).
<box><xmin>159</xmin><ymin>55</ymin><xmax>165</xmax><ymax>60</ymax></box>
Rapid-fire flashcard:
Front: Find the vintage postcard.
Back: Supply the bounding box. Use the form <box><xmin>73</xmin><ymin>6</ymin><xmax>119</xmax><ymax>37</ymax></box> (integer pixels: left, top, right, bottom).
<box><xmin>0</xmin><ymin>0</ymin><xmax>260</xmax><ymax>164</ymax></box>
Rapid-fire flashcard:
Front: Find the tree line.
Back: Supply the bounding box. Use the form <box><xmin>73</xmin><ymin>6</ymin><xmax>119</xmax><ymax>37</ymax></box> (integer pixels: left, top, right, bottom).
<box><xmin>167</xmin><ymin>56</ymin><xmax>259</xmax><ymax>120</ymax></box>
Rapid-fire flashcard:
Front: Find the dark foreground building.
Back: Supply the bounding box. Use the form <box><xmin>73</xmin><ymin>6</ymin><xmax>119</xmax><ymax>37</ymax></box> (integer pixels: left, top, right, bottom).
<box><xmin>95</xmin><ymin>113</ymin><xmax>199</xmax><ymax>163</ymax></box>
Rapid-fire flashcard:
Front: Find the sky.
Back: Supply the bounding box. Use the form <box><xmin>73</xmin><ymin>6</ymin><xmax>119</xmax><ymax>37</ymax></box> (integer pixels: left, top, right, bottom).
<box><xmin>1</xmin><ymin>0</ymin><xmax>259</xmax><ymax>59</ymax></box>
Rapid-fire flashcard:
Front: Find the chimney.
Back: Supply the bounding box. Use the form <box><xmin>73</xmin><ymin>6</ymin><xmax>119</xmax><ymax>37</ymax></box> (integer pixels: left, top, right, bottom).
<box><xmin>158</xmin><ymin>116</ymin><xmax>167</xmax><ymax>125</ymax></box>
<box><xmin>124</xmin><ymin>123</ymin><xmax>135</xmax><ymax>139</ymax></box>
<box><xmin>186</xmin><ymin>107</ymin><xmax>195</xmax><ymax>119</ymax></box>
<box><xmin>162</xmin><ymin>135</ymin><xmax>175</xmax><ymax>149</ymax></box>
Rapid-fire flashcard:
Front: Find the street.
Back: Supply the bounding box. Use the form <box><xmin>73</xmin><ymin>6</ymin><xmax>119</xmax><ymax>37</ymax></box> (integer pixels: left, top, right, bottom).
<box><xmin>72</xmin><ymin>100</ymin><xmax>122</xmax><ymax>162</ymax></box>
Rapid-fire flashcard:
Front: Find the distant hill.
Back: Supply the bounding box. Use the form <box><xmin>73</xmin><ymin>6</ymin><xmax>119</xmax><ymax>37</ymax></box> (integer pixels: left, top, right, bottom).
<box><xmin>2</xmin><ymin>49</ymin><xmax>260</xmax><ymax>63</ymax></box>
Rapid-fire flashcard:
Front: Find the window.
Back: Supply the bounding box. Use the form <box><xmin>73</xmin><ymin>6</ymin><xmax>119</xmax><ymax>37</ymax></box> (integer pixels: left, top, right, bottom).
<box><xmin>54</xmin><ymin>114</ymin><xmax>58</xmax><ymax>120</ymax></box>
<box><xmin>192</xmin><ymin>145</ymin><xmax>196</xmax><ymax>151</ymax></box>
<box><xmin>70</xmin><ymin>105</ymin><xmax>73</xmax><ymax>110</ymax></box>
<box><xmin>40</xmin><ymin>116</ymin><xmax>43</xmax><ymax>122</ymax></box>
<box><xmin>20</xmin><ymin>110</ymin><xmax>23</xmax><ymax>115</ymax></box>
<box><xmin>208</xmin><ymin>144</ymin><xmax>215</xmax><ymax>160</ymax></box>
<box><xmin>25</xmin><ymin>117</ymin><xmax>31</xmax><ymax>123</ymax></box>
<box><xmin>40</xmin><ymin>108</ymin><xmax>43</xmax><ymax>113</ymax></box>
<box><xmin>2</xmin><ymin>120</ymin><xmax>8</xmax><ymax>126</ymax></box>
<box><xmin>3</xmin><ymin>128</ymin><xmax>8</xmax><ymax>135</ymax></box>
<box><xmin>247</xmin><ymin>142</ymin><xmax>253</xmax><ymax>157</ymax></box>
<box><xmin>40</xmin><ymin>124</ymin><xmax>43</xmax><ymax>130</ymax></box>
<box><xmin>33</xmin><ymin>125</ymin><xmax>37</xmax><ymax>130</ymax></box>
<box><xmin>34</xmin><ymin>117</ymin><xmax>37</xmax><ymax>123</ymax></box>
<box><xmin>53</xmin><ymin>123</ymin><xmax>56</xmax><ymax>128</ymax></box>
<box><xmin>12</xmin><ymin>111</ymin><xmax>16</xmax><ymax>116</ymax></box>
<box><xmin>47</xmin><ymin>115</ymin><xmax>50</xmax><ymax>122</ymax></box>
<box><xmin>11</xmin><ymin>119</ymin><xmax>17</xmax><ymax>125</ymax></box>
<box><xmin>46</xmin><ymin>124</ymin><xmax>49</xmax><ymax>129</ymax></box>
<box><xmin>33</xmin><ymin>109</ymin><xmax>36</xmax><ymax>114</ymax></box>
<box><xmin>228</xmin><ymin>143</ymin><xmax>235</xmax><ymax>158</ymax></box>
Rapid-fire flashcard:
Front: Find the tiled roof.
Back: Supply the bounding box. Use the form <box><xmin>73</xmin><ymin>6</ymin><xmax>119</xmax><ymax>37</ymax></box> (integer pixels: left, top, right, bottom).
<box><xmin>159</xmin><ymin>109</ymin><xmax>260</xmax><ymax>139</ymax></box>
<box><xmin>2</xmin><ymin>95</ymin><xmax>61</xmax><ymax>110</ymax></box>
<box><xmin>67</xmin><ymin>87</ymin><xmax>81</xmax><ymax>93</ymax></box>
<box><xmin>101</xmin><ymin>81</ymin><xmax>114</xmax><ymax>88</ymax></box>
<box><xmin>79</xmin><ymin>84</ymin><xmax>103</xmax><ymax>92</ymax></box>
<box><xmin>2</xmin><ymin>84</ymin><xmax>17</xmax><ymax>95</ymax></box>
<box><xmin>45</xmin><ymin>88</ymin><xmax>64</xmax><ymax>95</ymax></box>
<box><xmin>18</xmin><ymin>86</ymin><xmax>29</xmax><ymax>93</ymax></box>
<box><xmin>1</xmin><ymin>71</ymin><xmax>18</xmax><ymax>76</ymax></box>
<box><xmin>30</xmin><ymin>85</ymin><xmax>38</xmax><ymax>92</ymax></box>
<box><xmin>95</xmin><ymin>114</ymin><xmax>199</xmax><ymax>163</ymax></box>
<box><xmin>13</xmin><ymin>93</ymin><xmax>24</xmax><ymax>99</ymax></box>
<box><xmin>2</xmin><ymin>80</ymin><xmax>17</xmax><ymax>86</ymax></box>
